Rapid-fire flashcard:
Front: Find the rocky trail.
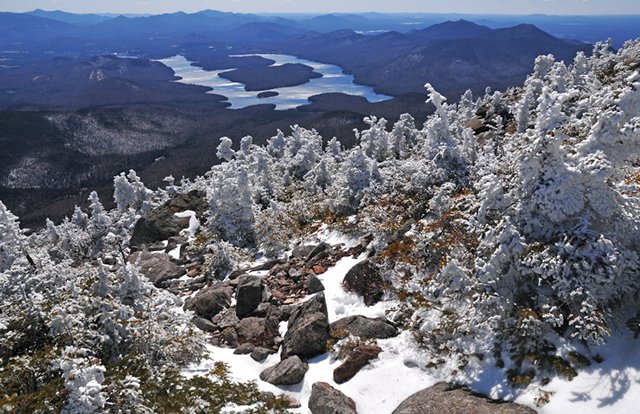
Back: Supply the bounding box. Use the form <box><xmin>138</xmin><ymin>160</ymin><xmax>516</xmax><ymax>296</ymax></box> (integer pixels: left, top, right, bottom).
<box><xmin>122</xmin><ymin>192</ymin><xmax>538</xmax><ymax>413</ymax></box>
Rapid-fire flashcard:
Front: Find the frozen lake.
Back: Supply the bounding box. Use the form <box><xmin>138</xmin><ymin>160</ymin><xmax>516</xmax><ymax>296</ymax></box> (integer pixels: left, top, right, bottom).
<box><xmin>159</xmin><ymin>54</ymin><xmax>392</xmax><ymax>110</ymax></box>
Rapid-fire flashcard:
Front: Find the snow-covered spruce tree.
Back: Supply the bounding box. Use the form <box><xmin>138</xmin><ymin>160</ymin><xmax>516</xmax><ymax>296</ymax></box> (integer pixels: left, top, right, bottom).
<box><xmin>0</xmin><ymin>201</ymin><xmax>25</xmax><ymax>272</ymax></box>
<box><xmin>208</xmin><ymin>165</ymin><xmax>256</xmax><ymax>247</ymax></box>
<box><xmin>113</xmin><ymin>170</ymin><xmax>152</xmax><ymax>214</ymax></box>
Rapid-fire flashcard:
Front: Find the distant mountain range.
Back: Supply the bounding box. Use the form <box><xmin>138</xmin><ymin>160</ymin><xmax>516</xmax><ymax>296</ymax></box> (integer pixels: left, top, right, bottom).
<box><xmin>272</xmin><ymin>20</ymin><xmax>590</xmax><ymax>97</ymax></box>
<box><xmin>1</xmin><ymin>9</ymin><xmax>636</xmax><ymax>47</ymax></box>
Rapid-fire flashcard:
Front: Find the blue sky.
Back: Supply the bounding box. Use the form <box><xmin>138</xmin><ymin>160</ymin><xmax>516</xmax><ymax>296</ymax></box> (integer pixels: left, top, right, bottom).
<box><xmin>1</xmin><ymin>0</ymin><xmax>639</xmax><ymax>15</ymax></box>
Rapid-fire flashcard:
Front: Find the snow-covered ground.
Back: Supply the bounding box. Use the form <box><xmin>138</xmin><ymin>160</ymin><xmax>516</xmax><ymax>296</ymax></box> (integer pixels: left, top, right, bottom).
<box><xmin>525</xmin><ymin>335</ymin><xmax>640</xmax><ymax>414</ymax></box>
<box><xmin>181</xmin><ymin>238</ymin><xmax>640</xmax><ymax>413</ymax></box>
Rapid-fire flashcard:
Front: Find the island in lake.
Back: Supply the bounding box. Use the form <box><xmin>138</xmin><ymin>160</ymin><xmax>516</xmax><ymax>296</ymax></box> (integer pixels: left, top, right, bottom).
<box><xmin>219</xmin><ymin>63</ymin><xmax>322</xmax><ymax>91</ymax></box>
<box><xmin>257</xmin><ymin>91</ymin><xmax>279</xmax><ymax>98</ymax></box>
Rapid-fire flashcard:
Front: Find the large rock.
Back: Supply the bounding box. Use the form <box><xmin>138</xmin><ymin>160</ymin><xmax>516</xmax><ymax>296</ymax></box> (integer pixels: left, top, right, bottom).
<box><xmin>235</xmin><ymin>317</ymin><xmax>275</xmax><ymax>347</ymax></box>
<box><xmin>342</xmin><ymin>260</ymin><xmax>385</xmax><ymax>306</ymax></box>
<box><xmin>306</xmin><ymin>242</ymin><xmax>330</xmax><ymax>261</ymax></box>
<box><xmin>166</xmin><ymin>190</ymin><xmax>208</xmax><ymax>218</ymax></box>
<box><xmin>306</xmin><ymin>274</ymin><xmax>325</xmax><ymax>294</ymax></box>
<box><xmin>308</xmin><ymin>382</ymin><xmax>357</xmax><ymax>414</ymax></box>
<box><xmin>281</xmin><ymin>293</ymin><xmax>329</xmax><ymax>360</ymax></box>
<box><xmin>288</xmin><ymin>292</ymin><xmax>328</xmax><ymax>326</ymax></box>
<box><xmin>259</xmin><ymin>356</ymin><xmax>309</xmax><ymax>385</ymax></box>
<box><xmin>330</xmin><ymin>315</ymin><xmax>398</xmax><ymax>339</ymax></box>
<box><xmin>333</xmin><ymin>344</ymin><xmax>382</xmax><ymax>384</ymax></box>
<box><xmin>129</xmin><ymin>190</ymin><xmax>206</xmax><ymax>247</ymax></box>
<box><xmin>184</xmin><ymin>284</ymin><xmax>232</xmax><ymax>319</ymax></box>
<box><xmin>392</xmin><ymin>382</ymin><xmax>538</xmax><ymax>414</ymax></box>
<box><xmin>191</xmin><ymin>316</ymin><xmax>218</xmax><ymax>333</ymax></box>
<box><xmin>128</xmin><ymin>250</ymin><xmax>185</xmax><ymax>287</ymax></box>
<box><xmin>211</xmin><ymin>308</ymin><xmax>240</xmax><ymax>330</ymax></box>
<box><xmin>236</xmin><ymin>275</ymin><xmax>266</xmax><ymax>318</ymax></box>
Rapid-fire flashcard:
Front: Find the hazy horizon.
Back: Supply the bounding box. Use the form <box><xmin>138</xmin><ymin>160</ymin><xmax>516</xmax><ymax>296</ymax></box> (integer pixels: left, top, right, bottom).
<box><xmin>1</xmin><ymin>0</ymin><xmax>640</xmax><ymax>16</ymax></box>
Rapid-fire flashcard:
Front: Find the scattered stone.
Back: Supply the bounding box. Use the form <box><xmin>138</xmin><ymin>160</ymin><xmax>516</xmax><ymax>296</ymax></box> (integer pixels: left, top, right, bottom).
<box><xmin>221</xmin><ymin>327</ymin><xmax>238</xmax><ymax>348</ymax></box>
<box><xmin>306</xmin><ymin>274</ymin><xmax>325</xmax><ymax>294</ymax></box>
<box><xmin>281</xmin><ymin>293</ymin><xmax>330</xmax><ymax>360</ymax></box>
<box><xmin>211</xmin><ymin>308</ymin><xmax>240</xmax><ymax>330</ymax></box>
<box><xmin>236</xmin><ymin>275</ymin><xmax>267</xmax><ymax>318</ymax></box>
<box><xmin>308</xmin><ymin>382</ymin><xmax>357</xmax><ymax>414</ymax></box>
<box><xmin>392</xmin><ymin>382</ymin><xmax>538</xmax><ymax>414</ymax></box>
<box><xmin>128</xmin><ymin>250</ymin><xmax>185</xmax><ymax>287</ymax></box>
<box><xmin>333</xmin><ymin>345</ymin><xmax>382</xmax><ymax>384</ymax></box>
<box><xmin>306</xmin><ymin>250</ymin><xmax>330</xmax><ymax>268</ymax></box>
<box><xmin>251</xmin><ymin>259</ymin><xmax>287</xmax><ymax>271</ymax></box>
<box><xmin>184</xmin><ymin>284</ymin><xmax>232</xmax><ymax>319</ymax></box>
<box><xmin>148</xmin><ymin>241</ymin><xmax>167</xmax><ymax>251</ymax></box>
<box><xmin>234</xmin><ymin>343</ymin><xmax>255</xmax><ymax>355</ymax></box>
<box><xmin>312</xmin><ymin>265</ymin><xmax>326</xmax><ymax>275</ymax></box>
<box><xmin>251</xmin><ymin>347</ymin><xmax>275</xmax><ymax>362</ymax></box>
<box><xmin>306</xmin><ymin>243</ymin><xmax>329</xmax><ymax>261</ymax></box>
<box><xmin>288</xmin><ymin>268</ymin><xmax>305</xmax><ymax>281</ymax></box>
<box><xmin>259</xmin><ymin>356</ymin><xmax>309</xmax><ymax>385</ymax></box>
<box><xmin>330</xmin><ymin>315</ymin><xmax>398</xmax><ymax>339</ymax></box>
<box><xmin>292</xmin><ymin>244</ymin><xmax>317</xmax><ymax>259</ymax></box>
<box><xmin>191</xmin><ymin>316</ymin><xmax>218</xmax><ymax>333</ymax></box>
<box><xmin>228</xmin><ymin>270</ymin><xmax>248</xmax><ymax>280</ymax></box>
<box><xmin>186</xmin><ymin>267</ymin><xmax>201</xmax><ymax>278</ymax></box>
<box><xmin>342</xmin><ymin>260</ymin><xmax>385</xmax><ymax>306</ymax></box>
<box><xmin>271</xmin><ymin>289</ymin><xmax>285</xmax><ymax>301</ymax></box>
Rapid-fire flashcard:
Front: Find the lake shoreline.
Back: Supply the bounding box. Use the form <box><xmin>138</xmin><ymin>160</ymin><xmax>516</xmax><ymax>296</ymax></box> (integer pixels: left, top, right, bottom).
<box><xmin>158</xmin><ymin>54</ymin><xmax>392</xmax><ymax>110</ymax></box>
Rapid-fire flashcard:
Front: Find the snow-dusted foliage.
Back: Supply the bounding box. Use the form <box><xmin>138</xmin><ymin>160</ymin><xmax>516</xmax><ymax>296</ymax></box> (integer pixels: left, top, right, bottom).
<box><xmin>113</xmin><ymin>170</ymin><xmax>152</xmax><ymax>213</ymax></box>
<box><xmin>3</xmin><ymin>39</ymin><xmax>640</xmax><ymax>409</ymax></box>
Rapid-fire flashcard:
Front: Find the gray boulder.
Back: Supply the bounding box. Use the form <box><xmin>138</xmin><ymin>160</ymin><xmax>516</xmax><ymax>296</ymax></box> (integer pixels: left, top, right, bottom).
<box><xmin>308</xmin><ymin>382</ymin><xmax>357</xmax><ymax>414</ymax></box>
<box><xmin>330</xmin><ymin>315</ymin><xmax>398</xmax><ymax>339</ymax></box>
<box><xmin>236</xmin><ymin>317</ymin><xmax>275</xmax><ymax>347</ymax></box>
<box><xmin>128</xmin><ymin>250</ymin><xmax>185</xmax><ymax>287</ymax></box>
<box><xmin>291</xmin><ymin>244</ymin><xmax>316</xmax><ymax>258</ymax></box>
<box><xmin>392</xmin><ymin>382</ymin><xmax>538</xmax><ymax>414</ymax></box>
<box><xmin>281</xmin><ymin>293</ymin><xmax>330</xmax><ymax>360</ymax></box>
<box><xmin>306</xmin><ymin>274</ymin><xmax>325</xmax><ymax>294</ymax></box>
<box><xmin>259</xmin><ymin>356</ymin><xmax>309</xmax><ymax>385</ymax></box>
<box><xmin>184</xmin><ymin>284</ymin><xmax>232</xmax><ymax>319</ymax></box>
<box><xmin>251</xmin><ymin>347</ymin><xmax>275</xmax><ymax>362</ymax></box>
<box><xmin>288</xmin><ymin>292</ymin><xmax>328</xmax><ymax>327</ymax></box>
<box><xmin>191</xmin><ymin>316</ymin><xmax>218</xmax><ymax>333</ymax></box>
<box><xmin>211</xmin><ymin>308</ymin><xmax>240</xmax><ymax>330</ymax></box>
<box><xmin>236</xmin><ymin>275</ymin><xmax>267</xmax><ymax>318</ymax></box>
<box><xmin>342</xmin><ymin>260</ymin><xmax>385</xmax><ymax>306</ymax></box>
<box><xmin>306</xmin><ymin>242</ymin><xmax>330</xmax><ymax>261</ymax></box>
<box><xmin>129</xmin><ymin>190</ymin><xmax>207</xmax><ymax>247</ymax></box>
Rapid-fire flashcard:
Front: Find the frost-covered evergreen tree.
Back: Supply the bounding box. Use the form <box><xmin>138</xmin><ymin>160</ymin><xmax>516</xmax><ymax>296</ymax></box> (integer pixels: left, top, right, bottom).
<box><xmin>113</xmin><ymin>170</ymin><xmax>152</xmax><ymax>213</ymax></box>
<box><xmin>0</xmin><ymin>201</ymin><xmax>24</xmax><ymax>272</ymax></box>
<box><xmin>209</xmin><ymin>166</ymin><xmax>256</xmax><ymax>247</ymax></box>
